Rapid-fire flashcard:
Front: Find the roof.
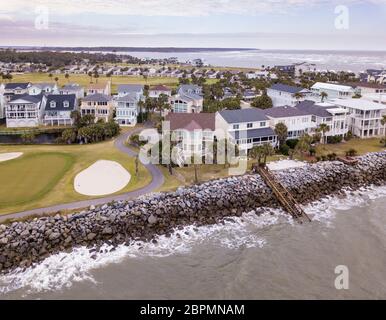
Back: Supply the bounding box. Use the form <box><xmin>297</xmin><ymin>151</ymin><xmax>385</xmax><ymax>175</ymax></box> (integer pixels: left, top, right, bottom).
<box><xmin>296</xmin><ymin>100</ymin><xmax>333</xmax><ymax>117</ymax></box>
<box><xmin>331</xmin><ymin>98</ymin><xmax>386</xmax><ymax>111</ymax></box>
<box><xmin>4</xmin><ymin>83</ymin><xmax>30</xmax><ymax>90</ymax></box>
<box><xmin>62</xmin><ymin>83</ymin><xmax>83</xmax><ymax>91</ymax></box>
<box><xmin>30</xmin><ymin>82</ymin><xmax>56</xmax><ymax>89</ymax></box>
<box><xmin>87</xmin><ymin>82</ymin><xmax>109</xmax><ymax>90</ymax></box>
<box><xmin>150</xmin><ymin>85</ymin><xmax>171</xmax><ymax>91</ymax></box>
<box><xmin>9</xmin><ymin>94</ymin><xmax>43</xmax><ymax>104</ymax></box>
<box><xmin>45</xmin><ymin>94</ymin><xmax>76</xmax><ymax>111</ymax></box>
<box><xmin>264</xmin><ymin>106</ymin><xmax>310</xmax><ymax>118</ymax></box>
<box><xmin>269</xmin><ymin>83</ymin><xmax>306</xmax><ymax>94</ymax></box>
<box><xmin>230</xmin><ymin>127</ymin><xmax>276</xmax><ymax>139</ymax></box>
<box><xmin>115</xmin><ymin>93</ymin><xmax>138</xmax><ymax>102</ymax></box>
<box><xmin>218</xmin><ymin>108</ymin><xmax>269</xmax><ymax>123</ymax></box>
<box><xmin>82</xmin><ymin>93</ymin><xmax>112</xmax><ymax>102</ymax></box>
<box><xmin>166</xmin><ymin>113</ymin><xmax>215</xmax><ymax>131</ymax></box>
<box><xmin>311</xmin><ymin>82</ymin><xmax>354</xmax><ymax>92</ymax></box>
<box><xmin>117</xmin><ymin>84</ymin><xmax>143</xmax><ymax>93</ymax></box>
<box><xmin>178</xmin><ymin>84</ymin><xmax>202</xmax><ymax>94</ymax></box>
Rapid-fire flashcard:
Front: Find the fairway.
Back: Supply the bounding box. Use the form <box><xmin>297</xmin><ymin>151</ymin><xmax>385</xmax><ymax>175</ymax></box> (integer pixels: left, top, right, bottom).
<box><xmin>0</xmin><ymin>152</ymin><xmax>74</xmax><ymax>208</ymax></box>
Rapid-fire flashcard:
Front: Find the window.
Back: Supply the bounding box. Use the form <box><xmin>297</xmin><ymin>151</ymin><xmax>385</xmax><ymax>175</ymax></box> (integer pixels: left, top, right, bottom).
<box><xmin>63</xmin><ymin>101</ymin><xmax>69</xmax><ymax>108</ymax></box>
<box><xmin>247</xmin><ymin>123</ymin><xmax>253</xmax><ymax>128</ymax></box>
<box><xmin>233</xmin><ymin>124</ymin><xmax>239</xmax><ymax>130</ymax></box>
<box><xmin>260</xmin><ymin>121</ymin><xmax>266</xmax><ymax>127</ymax></box>
<box><xmin>50</xmin><ymin>101</ymin><xmax>56</xmax><ymax>108</ymax></box>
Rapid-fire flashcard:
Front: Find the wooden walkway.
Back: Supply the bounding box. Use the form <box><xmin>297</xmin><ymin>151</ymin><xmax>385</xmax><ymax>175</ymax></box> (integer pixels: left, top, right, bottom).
<box><xmin>255</xmin><ymin>165</ymin><xmax>311</xmax><ymax>224</ymax></box>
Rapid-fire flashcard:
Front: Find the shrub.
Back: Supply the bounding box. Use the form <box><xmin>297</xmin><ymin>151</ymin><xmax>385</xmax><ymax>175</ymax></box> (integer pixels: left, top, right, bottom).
<box><xmin>286</xmin><ymin>138</ymin><xmax>299</xmax><ymax>149</ymax></box>
<box><xmin>279</xmin><ymin>144</ymin><xmax>290</xmax><ymax>156</ymax></box>
<box><xmin>327</xmin><ymin>135</ymin><xmax>343</xmax><ymax>144</ymax></box>
<box><xmin>327</xmin><ymin>153</ymin><xmax>337</xmax><ymax>161</ymax></box>
<box><xmin>346</xmin><ymin>148</ymin><xmax>358</xmax><ymax>157</ymax></box>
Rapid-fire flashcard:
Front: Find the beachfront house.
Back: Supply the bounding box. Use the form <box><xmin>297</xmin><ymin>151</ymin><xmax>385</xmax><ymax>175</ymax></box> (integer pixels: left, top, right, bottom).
<box><xmin>114</xmin><ymin>84</ymin><xmax>144</xmax><ymax>126</ymax></box>
<box><xmin>5</xmin><ymin>94</ymin><xmax>46</xmax><ymax>128</ymax></box>
<box><xmin>330</xmin><ymin>98</ymin><xmax>386</xmax><ymax>138</ymax></box>
<box><xmin>149</xmin><ymin>85</ymin><xmax>172</xmax><ymax>98</ymax></box>
<box><xmin>296</xmin><ymin>100</ymin><xmax>349</xmax><ymax>141</ymax></box>
<box><xmin>267</xmin><ymin>84</ymin><xmax>313</xmax><ymax>107</ymax></box>
<box><xmin>80</xmin><ymin>93</ymin><xmax>114</xmax><ymax>123</ymax></box>
<box><xmin>60</xmin><ymin>83</ymin><xmax>85</xmax><ymax>100</ymax></box>
<box><xmin>2</xmin><ymin>83</ymin><xmax>31</xmax><ymax>103</ymax></box>
<box><xmin>28</xmin><ymin>83</ymin><xmax>59</xmax><ymax>95</ymax></box>
<box><xmin>86</xmin><ymin>81</ymin><xmax>111</xmax><ymax>96</ymax></box>
<box><xmin>216</xmin><ymin>108</ymin><xmax>277</xmax><ymax>150</ymax></box>
<box><xmin>310</xmin><ymin>82</ymin><xmax>355</xmax><ymax>100</ymax></box>
<box><xmin>42</xmin><ymin>94</ymin><xmax>77</xmax><ymax>126</ymax></box>
<box><xmin>166</xmin><ymin>113</ymin><xmax>216</xmax><ymax>165</ymax></box>
<box><xmin>264</xmin><ymin>106</ymin><xmax>316</xmax><ymax>141</ymax></box>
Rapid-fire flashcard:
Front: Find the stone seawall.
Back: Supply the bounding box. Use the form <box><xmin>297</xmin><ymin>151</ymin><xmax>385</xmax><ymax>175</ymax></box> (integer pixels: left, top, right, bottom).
<box><xmin>0</xmin><ymin>151</ymin><xmax>385</xmax><ymax>273</ymax></box>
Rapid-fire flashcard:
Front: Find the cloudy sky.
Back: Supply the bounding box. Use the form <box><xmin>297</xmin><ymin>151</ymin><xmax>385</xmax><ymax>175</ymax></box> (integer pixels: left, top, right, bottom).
<box><xmin>0</xmin><ymin>0</ymin><xmax>386</xmax><ymax>50</ymax></box>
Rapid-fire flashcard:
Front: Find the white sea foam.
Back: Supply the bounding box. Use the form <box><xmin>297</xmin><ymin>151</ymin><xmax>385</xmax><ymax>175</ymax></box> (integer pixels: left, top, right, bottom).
<box><xmin>1</xmin><ymin>185</ymin><xmax>386</xmax><ymax>295</ymax></box>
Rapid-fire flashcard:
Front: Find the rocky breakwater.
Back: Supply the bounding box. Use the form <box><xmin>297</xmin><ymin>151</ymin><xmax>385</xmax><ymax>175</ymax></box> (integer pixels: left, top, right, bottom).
<box><xmin>0</xmin><ymin>151</ymin><xmax>385</xmax><ymax>273</ymax></box>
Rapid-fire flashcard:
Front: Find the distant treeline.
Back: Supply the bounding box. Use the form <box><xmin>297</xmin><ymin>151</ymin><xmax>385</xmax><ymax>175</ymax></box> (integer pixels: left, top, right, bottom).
<box><xmin>7</xmin><ymin>47</ymin><xmax>256</xmax><ymax>53</ymax></box>
<box><xmin>0</xmin><ymin>49</ymin><xmax>142</xmax><ymax>68</ymax></box>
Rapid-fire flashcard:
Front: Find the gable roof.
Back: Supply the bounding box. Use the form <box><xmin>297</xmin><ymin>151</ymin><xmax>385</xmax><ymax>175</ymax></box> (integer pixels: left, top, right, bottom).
<box><xmin>115</xmin><ymin>93</ymin><xmax>139</xmax><ymax>102</ymax></box>
<box><xmin>296</xmin><ymin>100</ymin><xmax>333</xmax><ymax>117</ymax></box>
<box><xmin>4</xmin><ymin>83</ymin><xmax>30</xmax><ymax>90</ymax></box>
<box><xmin>264</xmin><ymin>106</ymin><xmax>310</xmax><ymax>118</ymax></box>
<box><xmin>82</xmin><ymin>93</ymin><xmax>112</xmax><ymax>102</ymax></box>
<box><xmin>118</xmin><ymin>84</ymin><xmax>143</xmax><ymax>93</ymax></box>
<box><xmin>9</xmin><ymin>94</ymin><xmax>43</xmax><ymax>104</ymax></box>
<box><xmin>218</xmin><ymin>108</ymin><xmax>268</xmax><ymax>123</ymax></box>
<box><xmin>45</xmin><ymin>94</ymin><xmax>76</xmax><ymax>111</ymax></box>
<box><xmin>166</xmin><ymin>113</ymin><xmax>215</xmax><ymax>131</ymax></box>
<box><xmin>269</xmin><ymin>83</ymin><xmax>306</xmax><ymax>94</ymax></box>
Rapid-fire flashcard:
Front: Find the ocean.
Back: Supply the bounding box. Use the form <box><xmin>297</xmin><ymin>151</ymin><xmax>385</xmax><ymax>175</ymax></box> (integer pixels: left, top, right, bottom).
<box><xmin>1</xmin><ymin>185</ymin><xmax>386</xmax><ymax>299</ymax></box>
<box><xmin>114</xmin><ymin>49</ymin><xmax>386</xmax><ymax>73</ymax></box>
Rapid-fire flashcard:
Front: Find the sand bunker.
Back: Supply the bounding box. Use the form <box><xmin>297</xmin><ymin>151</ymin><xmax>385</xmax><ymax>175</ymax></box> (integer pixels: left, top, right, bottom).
<box><xmin>267</xmin><ymin>159</ymin><xmax>307</xmax><ymax>171</ymax></box>
<box><xmin>74</xmin><ymin>160</ymin><xmax>131</xmax><ymax>196</ymax></box>
<box><xmin>0</xmin><ymin>152</ymin><xmax>23</xmax><ymax>162</ymax></box>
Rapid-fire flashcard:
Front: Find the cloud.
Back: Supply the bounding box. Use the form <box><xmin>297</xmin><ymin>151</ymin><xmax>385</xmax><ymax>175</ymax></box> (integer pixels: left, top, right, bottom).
<box><xmin>1</xmin><ymin>0</ymin><xmax>385</xmax><ymax>17</ymax></box>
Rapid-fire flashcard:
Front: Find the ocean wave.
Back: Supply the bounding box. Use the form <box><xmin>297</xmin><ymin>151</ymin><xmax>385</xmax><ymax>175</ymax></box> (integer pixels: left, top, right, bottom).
<box><xmin>1</xmin><ymin>185</ymin><xmax>386</xmax><ymax>295</ymax></box>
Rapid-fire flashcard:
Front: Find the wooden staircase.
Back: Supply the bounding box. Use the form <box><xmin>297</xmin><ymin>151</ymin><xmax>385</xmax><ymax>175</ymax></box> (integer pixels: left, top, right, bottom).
<box><xmin>255</xmin><ymin>165</ymin><xmax>311</xmax><ymax>224</ymax></box>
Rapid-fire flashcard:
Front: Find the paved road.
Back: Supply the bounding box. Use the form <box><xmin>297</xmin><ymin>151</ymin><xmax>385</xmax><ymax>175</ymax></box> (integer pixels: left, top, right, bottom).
<box><xmin>0</xmin><ymin>128</ymin><xmax>164</xmax><ymax>222</ymax></box>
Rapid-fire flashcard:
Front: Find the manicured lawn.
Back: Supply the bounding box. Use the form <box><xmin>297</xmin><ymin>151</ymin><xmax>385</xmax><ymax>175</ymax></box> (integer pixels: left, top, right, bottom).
<box><xmin>0</xmin><ymin>153</ymin><xmax>74</xmax><ymax>207</ymax></box>
<box><xmin>316</xmin><ymin>138</ymin><xmax>385</xmax><ymax>157</ymax></box>
<box><xmin>0</xmin><ymin>138</ymin><xmax>152</xmax><ymax>215</ymax></box>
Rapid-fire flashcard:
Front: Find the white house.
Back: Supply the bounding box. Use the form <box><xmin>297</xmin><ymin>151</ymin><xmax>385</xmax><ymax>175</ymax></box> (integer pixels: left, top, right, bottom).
<box><xmin>114</xmin><ymin>84</ymin><xmax>144</xmax><ymax>126</ymax></box>
<box><xmin>86</xmin><ymin>81</ymin><xmax>111</xmax><ymax>96</ymax></box>
<box><xmin>168</xmin><ymin>85</ymin><xmax>203</xmax><ymax>114</ymax></box>
<box><xmin>311</xmin><ymin>82</ymin><xmax>355</xmax><ymax>100</ymax></box>
<box><xmin>2</xmin><ymin>83</ymin><xmax>31</xmax><ymax>103</ymax></box>
<box><xmin>267</xmin><ymin>83</ymin><xmax>313</xmax><ymax>107</ymax></box>
<box><xmin>263</xmin><ymin>106</ymin><xmax>316</xmax><ymax>140</ymax></box>
<box><xmin>330</xmin><ymin>98</ymin><xmax>386</xmax><ymax>138</ymax></box>
<box><xmin>43</xmin><ymin>94</ymin><xmax>77</xmax><ymax>126</ymax></box>
<box><xmin>28</xmin><ymin>83</ymin><xmax>59</xmax><ymax>95</ymax></box>
<box><xmin>60</xmin><ymin>83</ymin><xmax>85</xmax><ymax>100</ymax></box>
<box><xmin>149</xmin><ymin>85</ymin><xmax>172</xmax><ymax>98</ymax></box>
<box><xmin>216</xmin><ymin>108</ymin><xmax>277</xmax><ymax>150</ymax></box>
<box><xmin>296</xmin><ymin>100</ymin><xmax>349</xmax><ymax>140</ymax></box>
<box><xmin>5</xmin><ymin>94</ymin><xmax>46</xmax><ymax>128</ymax></box>
<box><xmin>166</xmin><ymin>113</ymin><xmax>216</xmax><ymax>164</ymax></box>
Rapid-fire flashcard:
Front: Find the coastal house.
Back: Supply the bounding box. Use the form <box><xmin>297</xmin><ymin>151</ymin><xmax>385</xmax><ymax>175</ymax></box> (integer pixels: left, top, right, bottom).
<box><xmin>310</xmin><ymin>82</ymin><xmax>355</xmax><ymax>100</ymax></box>
<box><xmin>86</xmin><ymin>81</ymin><xmax>111</xmax><ymax>96</ymax></box>
<box><xmin>296</xmin><ymin>100</ymin><xmax>349</xmax><ymax>140</ymax></box>
<box><xmin>149</xmin><ymin>85</ymin><xmax>172</xmax><ymax>98</ymax></box>
<box><xmin>330</xmin><ymin>98</ymin><xmax>386</xmax><ymax>138</ymax></box>
<box><xmin>168</xmin><ymin>85</ymin><xmax>204</xmax><ymax>114</ymax></box>
<box><xmin>114</xmin><ymin>84</ymin><xmax>144</xmax><ymax>126</ymax></box>
<box><xmin>216</xmin><ymin>108</ymin><xmax>277</xmax><ymax>150</ymax></box>
<box><xmin>28</xmin><ymin>83</ymin><xmax>59</xmax><ymax>95</ymax></box>
<box><xmin>264</xmin><ymin>106</ymin><xmax>316</xmax><ymax>140</ymax></box>
<box><xmin>5</xmin><ymin>94</ymin><xmax>46</xmax><ymax>128</ymax></box>
<box><xmin>117</xmin><ymin>84</ymin><xmax>144</xmax><ymax>98</ymax></box>
<box><xmin>166</xmin><ymin>113</ymin><xmax>216</xmax><ymax>164</ymax></box>
<box><xmin>42</xmin><ymin>94</ymin><xmax>77</xmax><ymax>126</ymax></box>
<box><xmin>2</xmin><ymin>83</ymin><xmax>31</xmax><ymax>102</ymax></box>
<box><xmin>267</xmin><ymin>84</ymin><xmax>313</xmax><ymax>107</ymax></box>
<box><xmin>60</xmin><ymin>83</ymin><xmax>85</xmax><ymax>100</ymax></box>
<box><xmin>80</xmin><ymin>93</ymin><xmax>114</xmax><ymax>123</ymax></box>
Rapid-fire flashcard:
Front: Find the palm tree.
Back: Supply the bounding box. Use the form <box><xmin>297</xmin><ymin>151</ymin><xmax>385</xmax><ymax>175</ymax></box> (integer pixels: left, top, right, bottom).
<box><xmin>93</xmin><ymin>71</ymin><xmax>99</xmax><ymax>83</ymax></box>
<box><xmin>65</xmin><ymin>73</ymin><xmax>70</xmax><ymax>83</ymax></box>
<box><xmin>138</xmin><ymin>100</ymin><xmax>145</xmax><ymax>123</ymax></box>
<box><xmin>249</xmin><ymin>145</ymin><xmax>265</xmax><ymax>166</ymax></box>
<box><xmin>295</xmin><ymin>134</ymin><xmax>313</xmax><ymax>159</ymax></box>
<box><xmin>54</xmin><ymin>77</ymin><xmax>59</xmax><ymax>85</ymax></box>
<box><xmin>261</xmin><ymin>143</ymin><xmax>275</xmax><ymax>165</ymax></box>
<box><xmin>321</xmin><ymin>91</ymin><xmax>328</xmax><ymax>102</ymax></box>
<box><xmin>318</xmin><ymin>123</ymin><xmax>330</xmax><ymax>144</ymax></box>
<box><xmin>88</xmin><ymin>71</ymin><xmax>93</xmax><ymax>83</ymax></box>
<box><xmin>274</xmin><ymin>122</ymin><xmax>288</xmax><ymax>148</ymax></box>
<box><xmin>293</xmin><ymin>92</ymin><xmax>304</xmax><ymax>103</ymax></box>
<box><xmin>381</xmin><ymin>115</ymin><xmax>386</xmax><ymax>147</ymax></box>
<box><xmin>48</xmin><ymin>73</ymin><xmax>53</xmax><ymax>81</ymax></box>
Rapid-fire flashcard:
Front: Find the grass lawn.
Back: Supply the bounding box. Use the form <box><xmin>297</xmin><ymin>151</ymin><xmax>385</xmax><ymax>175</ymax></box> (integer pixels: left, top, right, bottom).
<box><xmin>7</xmin><ymin>73</ymin><xmax>219</xmax><ymax>94</ymax></box>
<box><xmin>0</xmin><ymin>138</ymin><xmax>152</xmax><ymax>215</ymax></box>
<box><xmin>316</xmin><ymin>138</ymin><xmax>385</xmax><ymax>157</ymax></box>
